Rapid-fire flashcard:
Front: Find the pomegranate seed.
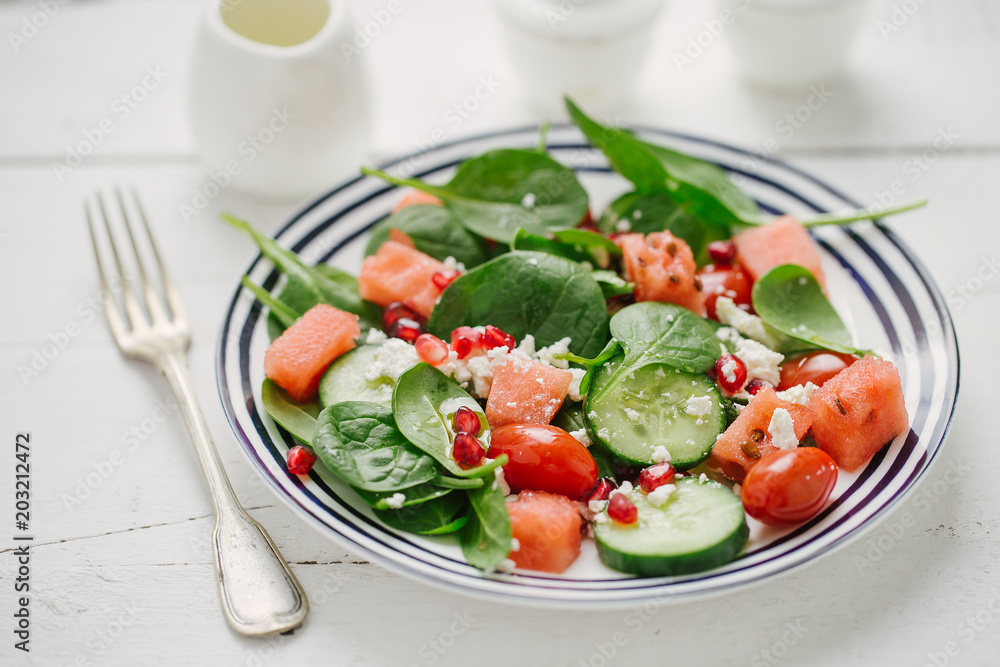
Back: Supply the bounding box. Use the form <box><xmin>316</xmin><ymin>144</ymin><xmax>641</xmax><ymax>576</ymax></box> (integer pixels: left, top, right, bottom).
<box><xmin>415</xmin><ymin>333</ymin><xmax>449</xmax><ymax>365</ymax></box>
<box><xmin>639</xmin><ymin>463</ymin><xmax>676</xmax><ymax>493</ymax></box>
<box><xmin>608</xmin><ymin>493</ymin><xmax>638</xmax><ymax>524</ymax></box>
<box><xmin>585</xmin><ymin>478</ymin><xmax>617</xmax><ymax>504</ymax></box>
<box><xmin>483</xmin><ymin>325</ymin><xmax>516</xmax><ymax>352</ymax></box>
<box><xmin>452</xmin><ymin>406</ymin><xmax>482</xmax><ymax>436</ymax></box>
<box><xmin>450</xmin><ymin>326</ymin><xmax>484</xmax><ymax>359</ymax></box>
<box><xmin>452</xmin><ymin>433</ymin><xmax>486</xmax><ymax>469</ymax></box>
<box><xmin>382</xmin><ymin>302</ymin><xmax>422</xmax><ymax>330</ymax></box>
<box><xmin>715</xmin><ymin>354</ymin><xmax>748</xmax><ymax>394</ymax></box>
<box><xmin>286</xmin><ymin>445</ymin><xmax>317</xmax><ymax>475</ymax></box>
<box><xmin>432</xmin><ymin>270</ymin><xmax>460</xmax><ymax>292</ymax></box>
<box><xmin>746</xmin><ymin>379</ymin><xmax>772</xmax><ymax>395</ymax></box>
<box><xmin>707</xmin><ymin>240</ymin><xmax>737</xmax><ymax>264</ymax></box>
<box><xmin>389</xmin><ymin>319</ymin><xmax>422</xmax><ymax>343</ymax></box>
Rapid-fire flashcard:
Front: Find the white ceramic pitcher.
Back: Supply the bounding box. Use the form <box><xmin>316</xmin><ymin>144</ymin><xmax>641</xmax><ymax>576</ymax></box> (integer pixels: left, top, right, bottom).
<box><xmin>187</xmin><ymin>0</ymin><xmax>373</xmax><ymax>197</ymax></box>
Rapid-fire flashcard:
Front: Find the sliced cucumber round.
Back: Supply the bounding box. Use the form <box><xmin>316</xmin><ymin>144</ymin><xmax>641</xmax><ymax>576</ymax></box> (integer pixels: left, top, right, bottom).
<box><xmin>594</xmin><ymin>477</ymin><xmax>748</xmax><ymax>577</ymax></box>
<box><xmin>319</xmin><ymin>345</ymin><xmax>394</xmax><ymax>408</ymax></box>
<box><xmin>585</xmin><ymin>359</ymin><xmax>725</xmax><ymax>469</ymax></box>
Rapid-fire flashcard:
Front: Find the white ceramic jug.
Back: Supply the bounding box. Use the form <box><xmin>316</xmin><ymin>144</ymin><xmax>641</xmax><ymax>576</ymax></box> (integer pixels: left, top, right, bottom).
<box><xmin>187</xmin><ymin>0</ymin><xmax>373</xmax><ymax>197</ymax></box>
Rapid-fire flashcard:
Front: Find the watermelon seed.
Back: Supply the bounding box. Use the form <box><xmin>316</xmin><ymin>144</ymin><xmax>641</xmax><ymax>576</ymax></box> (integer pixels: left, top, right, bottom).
<box><xmin>741</xmin><ymin>440</ymin><xmax>761</xmax><ymax>459</ymax></box>
<box><xmin>835</xmin><ymin>397</ymin><xmax>847</xmax><ymax>415</ymax></box>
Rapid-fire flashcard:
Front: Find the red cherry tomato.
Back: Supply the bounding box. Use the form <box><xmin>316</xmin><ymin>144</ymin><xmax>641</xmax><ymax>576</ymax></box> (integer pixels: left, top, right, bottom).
<box><xmin>488</xmin><ymin>424</ymin><xmax>599</xmax><ymax>501</ymax></box>
<box><xmin>741</xmin><ymin>448</ymin><xmax>838</xmax><ymax>526</ymax></box>
<box><xmin>778</xmin><ymin>351</ymin><xmax>858</xmax><ymax>390</ymax></box>
<box><xmin>697</xmin><ymin>262</ymin><xmax>754</xmax><ymax>321</ymax></box>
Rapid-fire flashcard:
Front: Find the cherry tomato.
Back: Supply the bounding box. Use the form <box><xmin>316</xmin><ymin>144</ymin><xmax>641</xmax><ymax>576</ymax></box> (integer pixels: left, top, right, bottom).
<box><xmin>488</xmin><ymin>424</ymin><xmax>599</xmax><ymax>500</ymax></box>
<box><xmin>697</xmin><ymin>262</ymin><xmax>754</xmax><ymax>321</ymax></box>
<box><xmin>778</xmin><ymin>351</ymin><xmax>858</xmax><ymax>390</ymax></box>
<box><xmin>741</xmin><ymin>448</ymin><xmax>838</xmax><ymax>526</ymax></box>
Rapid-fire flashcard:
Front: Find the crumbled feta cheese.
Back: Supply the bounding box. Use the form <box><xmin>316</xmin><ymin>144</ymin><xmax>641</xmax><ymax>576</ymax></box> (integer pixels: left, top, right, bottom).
<box><xmin>365</xmin><ymin>338</ymin><xmax>420</xmax><ymax>383</ymax></box>
<box><xmin>699</xmin><ymin>473</ymin><xmax>709</xmax><ymax>484</ymax></box>
<box><xmin>632</xmin><ymin>209</ymin><xmax>643</xmax><ymax>220</ymax></box>
<box><xmin>536</xmin><ymin>337</ymin><xmax>572</xmax><ymax>369</ymax></box>
<box><xmin>495</xmin><ymin>468</ymin><xmax>511</xmax><ymax>496</ymax></box>
<box><xmin>588</xmin><ymin>411</ymin><xmax>597</xmax><ymax>420</ymax></box>
<box><xmin>567</xmin><ymin>368</ymin><xmax>586</xmax><ymax>402</ymax></box>
<box><xmin>384</xmin><ymin>493</ymin><xmax>406</xmax><ymax>509</ymax></box>
<box><xmin>715</xmin><ymin>296</ymin><xmax>783</xmax><ymax>350</ymax></box>
<box><xmin>652</xmin><ymin>445</ymin><xmax>671</xmax><ymax>463</ymax></box>
<box><xmin>685</xmin><ymin>395</ymin><xmax>713</xmax><ymax>417</ymax></box>
<box><xmin>735</xmin><ymin>337</ymin><xmax>784</xmax><ymax>388</ymax></box>
<box><xmin>442</xmin><ymin>256</ymin><xmax>466</xmax><ymax>273</ymax></box>
<box><xmin>612</xmin><ymin>480</ymin><xmax>634</xmax><ymax>498</ymax></box>
<box><xmin>521</xmin><ymin>192</ymin><xmax>536</xmax><ymax>208</ymax></box>
<box><xmin>625</xmin><ymin>408</ymin><xmax>640</xmax><ymax>422</ymax></box>
<box><xmin>593</xmin><ymin>512</ymin><xmax>608</xmax><ymax>524</ymax></box>
<box><xmin>569</xmin><ymin>429</ymin><xmax>592</xmax><ymax>447</ymax></box>
<box><xmin>646</xmin><ymin>484</ymin><xmax>676</xmax><ymax>507</ymax></box>
<box><xmin>597</xmin><ymin>427</ymin><xmax>610</xmax><ymax>440</ymax></box>
<box><xmin>588</xmin><ymin>499</ymin><xmax>608</xmax><ymax>513</ymax></box>
<box><xmin>616</xmin><ymin>219</ymin><xmax>632</xmax><ymax>233</ymax></box>
<box><xmin>776</xmin><ymin>382</ymin><xmax>818</xmax><ymax>406</ymax></box>
<box><xmin>365</xmin><ymin>328</ymin><xmax>388</xmax><ymax>345</ymax></box>
<box><xmin>528</xmin><ymin>258</ymin><xmax>539</xmax><ymax>265</ymax></box>
<box><xmin>510</xmin><ymin>538</ymin><xmax>521</xmax><ymax>552</ymax></box>
<box><xmin>496</xmin><ymin>558</ymin><xmax>517</xmax><ymax>573</ymax></box>
<box><xmin>768</xmin><ymin>408</ymin><xmax>799</xmax><ymax>450</ymax></box>
<box><xmin>720</xmin><ymin>357</ymin><xmax>739</xmax><ymax>385</ymax></box>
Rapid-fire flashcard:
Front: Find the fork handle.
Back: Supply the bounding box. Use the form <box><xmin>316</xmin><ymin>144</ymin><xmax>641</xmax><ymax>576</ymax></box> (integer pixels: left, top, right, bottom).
<box><xmin>156</xmin><ymin>352</ymin><xmax>309</xmax><ymax>636</ymax></box>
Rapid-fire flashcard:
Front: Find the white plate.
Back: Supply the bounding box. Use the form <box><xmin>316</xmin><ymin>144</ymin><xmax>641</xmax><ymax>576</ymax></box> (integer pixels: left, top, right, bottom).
<box><xmin>216</xmin><ymin>125</ymin><xmax>960</xmax><ymax>607</ymax></box>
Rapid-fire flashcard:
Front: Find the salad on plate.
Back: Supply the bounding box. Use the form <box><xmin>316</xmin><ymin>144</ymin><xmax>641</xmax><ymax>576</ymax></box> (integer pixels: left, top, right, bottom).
<box><xmin>227</xmin><ymin>98</ymin><xmax>921</xmax><ymax>577</ymax></box>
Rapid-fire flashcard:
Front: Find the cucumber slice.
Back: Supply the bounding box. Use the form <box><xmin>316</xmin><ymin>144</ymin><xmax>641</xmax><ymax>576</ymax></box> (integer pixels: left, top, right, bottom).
<box><xmin>594</xmin><ymin>477</ymin><xmax>748</xmax><ymax>576</ymax></box>
<box><xmin>585</xmin><ymin>358</ymin><xmax>725</xmax><ymax>469</ymax></box>
<box><xmin>319</xmin><ymin>345</ymin><xmax>394</xmax><ymax>408</ymax></box>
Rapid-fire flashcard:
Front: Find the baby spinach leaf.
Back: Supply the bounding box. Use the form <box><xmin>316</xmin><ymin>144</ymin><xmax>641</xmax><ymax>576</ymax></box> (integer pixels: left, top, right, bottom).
<box><xmin>587</xmin><ymin>303</ymin><xmax>720</xmax><ymax>405</ymax></box>
<box><xmin>459</xmin><ymin>481</ymin><xmax>511</xmax><ymax>570</ymax></box>
<box><xmin>354</xmin><ymin>483</ymin><xmax>454</xmax><ymax>510</ymax></box>
<box><xmin>740</xmin><ymin>198</ymin><xmax>929</xmax><ymax>227</ymax></box>
<box><xmin>313</xmin><ymin>401</ymin><xmax>439</xmax><ymax>493</ymax></box>
<box><xmin>364</xmin><ymin>204</ymin><xmax>492</xmax><ymax>268</ymax></box>
<box><xmin>371</xmin><ymin>491</ymin><xmax>470</xmax><ymax>535</ymax></box>
<box><xmin>591</xmin><ymin>270</ymin><xmax>635</xmax><ymax>299</ymax></box>
<box><xmin>432</xmin><ymin>475</ymin><xmax>484</xmax><ymax>490</ymax></box>
<box><xmin>427</xmin><ymin>251</ymin><xmax>610</xmax><ymax>358</ymax></box>
<box><xmin>260</xmin><ymin>379</ymin><xmax>319</xmax><ymax>445</ymax></box>
<box><xmin>558</xmin><ymin>338</ymin><xmax>622</xmax><ymax>397</ymax></box>
<box><xmin>393</xmin><ymin>364</ymin><xmax>506</xmax><ymax>478</ymax></box>
<box><xmin>241</xmin><ymin>276</ymin><xmax>300</xmax><ymax>330</ymax></box>
<box><xmin>362</xmin><ymin>148</ymin><xmax>589</xmax><ymax>242</ymax></box>
<box><xmin>510</xmin><ymin>228</ymin><xmax>593</xmax><ymax>264</ymax></box>
<box><xmin>751</xmin><ymin>264</ymin><xmax>865</xmax><ymax>355</ymax></box>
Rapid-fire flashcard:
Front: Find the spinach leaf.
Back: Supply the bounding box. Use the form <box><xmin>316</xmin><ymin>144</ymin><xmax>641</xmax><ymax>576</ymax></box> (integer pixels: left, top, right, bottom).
<box><xmin>392</xmin><ymin>364</ymin><xmax>506</xmax><ymax>478</ymax></box>
<box><xmin>260</xmin><ymin>379</ymin><xmax>319</xmax><ymax>444</ymax></box>
<box><xmin>510</xmin><ymin>227</ymin><xmax>619</xmax><ymax>268</ymax></box>
<box><xmin>371</xmin><ymin>491</ymin><xmax>470</xmax><ymax>535</ymax></box>
<box><xmin>587</xmin><ymin>302</ymin><xmax>720</xmax><ymax>404</ymax></box>
<box><xmin>354</xmin><ymin>483</ymin><xmax>454</xmax><ymax>510</ymax></box>
<box><xmin>598</xmin><ymin>190</ymin><xmax>727</xmax><ymax>266</ymax></box>
<box><xmin>364</xmin><ymin>205</ymin><xmax>491</xmax><ymax>268</ymax></box>
<box><xmin>241</xmin><ymin>276</ymin><xmax>300</xmax><ymax>333</ymax></box>
<box><xmin>313</xmin><ymin>401</ymin><xmax>438</xmax><ymax>492</ymax></box>
<box><xmin>751</xmin><ymin>264</ymin><xmax>866</xmax><ymax>355</ymax></box>
<box><xmin>510</xmin><ymin>228</ymin><xmax>593</xmax><ymax>264</ymax></box>
<box><xmin>362</xmin><ymin>148</ymin><xmax>589</xmax><ymax>242</ymax></box>
<box><xmin>459</xmin><ymin>481</ymin><xmax>511</xmax><ymax>570</ymax></box>
<box><xmin>427</xmin><ymin>251</ymin><xmax>610</xmax><ymax>358</ymax></box>
<box><xmin>558</xmin><ymin>338</ymin><xmax>622</xmax><ymax>397</ymax></box>
<box><xmin>591</xmin><ymin>271</ymin><xmax>634</xmax><ymax>299</ymax></box>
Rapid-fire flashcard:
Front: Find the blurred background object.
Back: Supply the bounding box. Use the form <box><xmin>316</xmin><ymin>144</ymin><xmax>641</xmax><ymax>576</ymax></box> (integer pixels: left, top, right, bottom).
<box><xmin>187</xmin><ymin>0</ymin><xmax>373</xmax><ymax>197</ymax></box>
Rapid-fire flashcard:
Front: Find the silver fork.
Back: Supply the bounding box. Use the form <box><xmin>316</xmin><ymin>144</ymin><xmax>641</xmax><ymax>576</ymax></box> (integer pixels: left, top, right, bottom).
<box><xmin>86</xmin><ymin>188</ymin><xmax>308</xmax><ymax>636</ymax></box>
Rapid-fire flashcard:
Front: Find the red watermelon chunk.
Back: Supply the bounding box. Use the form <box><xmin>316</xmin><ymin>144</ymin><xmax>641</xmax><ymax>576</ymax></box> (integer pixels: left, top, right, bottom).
<box><xmin>485</xmin><ymin>357</ymin><xmax>573</xmax><ymax>428</ymax></box>
<box><xmin>619</xmin><ymin>231</ymin><xmax>706</xmax><ymax>316</ymax></box>
<box><xmin>264</xmin><ymin>304</ymin><xmax>360</xmax><ymax>403</ymax></box>
<box><xmin>358</xmin><ymin>240</ymin><xmax>446</xmax><ymax>319</ymax></box>
<box><xmin>808</xmin><ymin>356</ymin><xmax>908</xmax><ymax>472</ymax></box>
<box><xmin>732</xmin><ymin>215</ymin><xmax>826</xmax><ymax>289</ymax></box>
<box><xmin>507</xmin><ymin>491</ymin><xmax>583</xmax><ymax>573</ymax></box>
<box><xmin>707</xmin><ymin>387</ymin><xmax>814</xmax><ymax>483</ymax></box>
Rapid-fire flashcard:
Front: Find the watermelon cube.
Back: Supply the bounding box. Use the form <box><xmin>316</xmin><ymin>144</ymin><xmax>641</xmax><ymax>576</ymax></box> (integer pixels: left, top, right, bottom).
<box><xmin>358</xmin><ymin>240</ymin><xmax>446</xmax><ymax>318</ymax></box>
<box><xmin>707</xmin><ymin>387</ymin><xmax>814</xmax><ymax>483</ymax></box>
<box><xmin>732</xmin><ymin>215</ymin><xmax>826</xmax><ymax>288</ymax></box>
<box><xmin>264</xmin><ymin>304</ymin><xmax>360</xmax><ymax>403</ymax></box>
<box><xmin>808</xmin><ymin>356</ymin><xmax>909</xmax><ymax>471</ymax></box>
<box><xmin>507</xmin><ymin>491</ymin><xmax>583</xmax><ymax>573</ymax></box>
<box><xmin>619</xmin><ymin>231</ymin><xmax>706</xmax><ymax>316</ymax></box>
<box><xmin>485</xmin><ymin>357</ymin><xmax>573</xmax><ymax>428</ymax></box>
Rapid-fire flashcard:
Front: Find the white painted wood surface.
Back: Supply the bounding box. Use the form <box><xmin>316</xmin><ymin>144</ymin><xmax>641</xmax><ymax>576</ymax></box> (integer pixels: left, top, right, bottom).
<box><xmin>1</xmin><ymin>0</ymin><xmax>998</xmax><ymax>665</ymax></box>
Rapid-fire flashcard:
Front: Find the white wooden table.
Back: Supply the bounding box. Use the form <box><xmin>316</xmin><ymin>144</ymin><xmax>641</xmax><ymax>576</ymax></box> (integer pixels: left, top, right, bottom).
<box><xmin>2</xmin><ymin>1</ymin><xmax>998</xmax><ymax>665</ymax></box>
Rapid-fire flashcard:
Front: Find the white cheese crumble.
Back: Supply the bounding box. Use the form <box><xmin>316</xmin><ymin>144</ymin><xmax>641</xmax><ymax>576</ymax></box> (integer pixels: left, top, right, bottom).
<box><xmin>616</xmin><ymin>219</ymin><xmax>632</xmax><ymax>233</ymax></box>
<box><xmin>652</xmin><ymin>445</ymin><xmax>671</xmax><ymax>463</ymax></box>
<box><xmin>597</xmin><ymin>427</ymin><xmax>611</xmax><ymax>440</ymax></box>
<box><xmin>720</xmin><ymin>357</ymin><xmax>739</xmax><ymax>385</ymax></box>
<box><xmin>685</xmin><ymin>395</ymin><xmax>713</xmax><ymax>417</ymax></box>
<box><xmin>588</xmin><ymin>499</ymin><xmax>608</xmax><ymax>513</ymax></box>
<box><xmin>768</xmin><ymin>408</ymin><xmax>799</xmax><ymax>450</ymax></box>
<box><xmin>521</xmin><ymin>192</ymin><xmax>536</xmax><ymax>208</ymax></box>
<box><xmin>632</xmin><ymin>209</ymin><xmax>643</xmax><ymax>220</ymax></box>
<box><xmin>442</xmin><ymin>256</ymin><xmax>466</xmax><ymax>273</ymax></box>
<box><xmin>567</xmin><ymin>368</ymin><xmax>586</xmax><ymax>402</ymax></box>
<box><xmin>699</xmin><ymin>473</ymin><xmax>709</xmax><ymax>484</ymax></box>
<box><xmin>496</xmin><ymin>558</ymin><xmax>517</xmax><ymax>573</ymax></box>
<box><xmin>510</xmin><ymin>538</ymin><xmax>521</xmax><ymax>552</ymax></box>
<box><xmin>611</xmin><ymin>480</ymin><xmax>634</xmax><ymax>498</ymax></box>
<box><xmin>569</xmin><ymin>429</ymin><xmax>592</xmax><ymax>447</ymax></box>
<box><xmin>384</xmin><ymin>493</ymin><xmax>406</xmax><ymax>509</ymax></box>
<box><xmin>624</xmin><ymin>407</ymin><xmax>640</xmax><ymax>422</ymax></box>
<box><xmin>646</xmin><ymin>484</ymin><xmax>676</xmax><ymax>507</ymax></box>
<box><xmin>776</xmin><ymin>382</ymin><xmax>818</xmax><ymax>406</ymax></box>
<box><xmin>715</xmin><ymin>296</ymin><xmax>784</xmax><ymax>350</ymax></box>
<box><xmin>716</xmin><ymin>326</ymin><xmax>784</xmax><ymax>391</ymax></box>
<box><xmin>495</xmin><ymin>468</ymin><xmax>511</xmax><ymax>496</ymax></box>
<box><xmin>365</xmin><ymin>338</ymin><xmax>420</xmax><ymax>383</ymax></box>
<box><xmin>365</xmin><ymin>328</ymin><xmax>388</xmax><ymax>345</ymax></box>
<box><xmin>593</xmin><ymin>512</ymin><xmax>608</xmax><ymax>524</ymax></box>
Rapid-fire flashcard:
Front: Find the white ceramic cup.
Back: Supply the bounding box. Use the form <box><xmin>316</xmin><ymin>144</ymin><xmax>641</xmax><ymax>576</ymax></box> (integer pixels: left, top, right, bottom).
<box><xmin>492</xmin><ymin>0</ymin><xmax>668</xmax><ymax>114</ymax></box>
<box><xmin>722</xmin><ymin>0</ymin><xmax>869</xmax><ymax>88</ymax></box>
<box><xmin>187</xmin><ymin>0</ymin><xmax>373</xmax><ymax>198</ymax></box>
